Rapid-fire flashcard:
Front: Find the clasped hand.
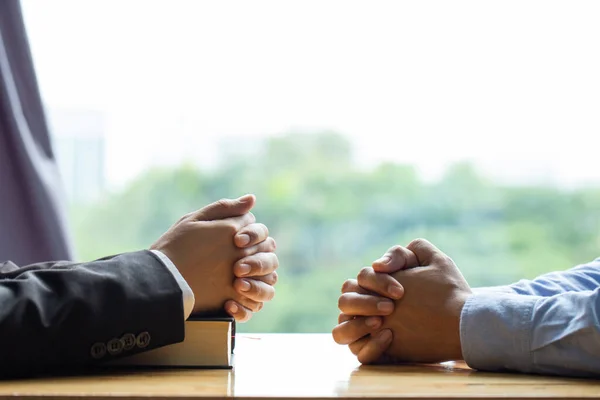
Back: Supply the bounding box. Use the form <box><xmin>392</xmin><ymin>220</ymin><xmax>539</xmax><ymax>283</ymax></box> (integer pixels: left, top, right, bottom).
<box><xmin>333</xmin><ymin>239</ymin><xmax>472</xmax><ymax>364</ymax></box>
<box><xmin>151</xmin><ymin>194</ymin><xmax>278</xmax><ymax>322</ymax></box>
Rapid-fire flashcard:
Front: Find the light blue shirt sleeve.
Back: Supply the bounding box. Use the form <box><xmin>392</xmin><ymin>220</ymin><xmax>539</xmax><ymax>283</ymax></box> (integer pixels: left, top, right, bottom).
<box><xmin>460</xmin><ymin>258</ymin><xmax>600</xmax><ymax>377</ymax></box>
<box><xmin>509</xmin><ymin>258</ymin><xmax>600</xmax><ymax>296</ymax></box>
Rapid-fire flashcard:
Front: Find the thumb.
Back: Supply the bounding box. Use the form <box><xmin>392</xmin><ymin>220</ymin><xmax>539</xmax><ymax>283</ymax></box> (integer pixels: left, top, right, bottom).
<box><xmin>372</xmin><ymin>245</ymin><xmax>418</xmax><ymax>273</ymax></box>
<box><xmin>406</xmin><ymin>238</ymin><xmax>445</xmax><ymax>267</ymax></box>
<box><xmin>193</xmin><ymin>194</ymin><xmax>256</xmax><ymax>221</ymax></box>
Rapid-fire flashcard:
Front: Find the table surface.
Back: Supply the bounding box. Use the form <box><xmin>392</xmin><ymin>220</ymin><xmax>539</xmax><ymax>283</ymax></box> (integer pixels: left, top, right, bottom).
<box><xmin>0</xmin><ymin>334</ymin><xmax>598</xmax><ymax>400</ymax></box>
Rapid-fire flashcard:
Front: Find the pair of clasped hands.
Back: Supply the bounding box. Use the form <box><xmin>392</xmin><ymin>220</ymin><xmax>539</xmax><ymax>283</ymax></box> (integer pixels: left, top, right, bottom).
<box><xmin>152</xmin><ymin>194</ymin><xmax>473</xmax><ymax>365</ymax></box>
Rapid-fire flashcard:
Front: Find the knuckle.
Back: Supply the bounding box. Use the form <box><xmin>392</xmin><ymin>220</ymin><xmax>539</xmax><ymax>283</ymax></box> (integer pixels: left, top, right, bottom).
<box><xmin>216</xmin><ymin>198</ymin><xmax>232</xmax><ymax>209</ymax></box>
<box><xmin>253</xmin><ymin>223</ymin><xmax>268</xmax><ymax>238</ymax></box>
<box><xmin>408</xmin><ymin>238</ymin><xmax>426</xmax><ymax>249</ymax></box>
<box><xmin>240</xmin><ymin>313</ymin><xmax>251</xmax><ymax>323</ymax></box>
<box><xmin>270</xmin><ymin>254</ymin><xmax>279</xmax><ymax>271</ymax></box>
<box><xmin>341</xmin><ymin>279</ymin><xmax>356</xmax><ymax>293</ymax></box>
<box><xmin>235</xmin><ymin>307</ymin><xmax>251</xmax><ymax>322</ymax></box>
<box><xmin>389</xmin><ymin>245</ymin><xmax>404</xmax><ymax>256</ymax></box>
<box><xmin>440</xmin><ymin>254</ymin><xmax>455</xmax><ymax>267</ymax></box>
<box><xmin>248</xmin><ymin>300</ymin><xmax>261</xmax><ymax>312</ymax></box>
<box><xmin>265</xmin><ymin>237</ymin><xmax>277</xmax><ymax>252</ymax></box>
<box><xmin>254</xmin><ymin>257</ymin><xmax>264</xmax><ymax>274</ymax></box>
<box><xmin>254</xmin><ymin>281</ymin><xmax>264</xmax><ymax>298</ymax></box>
<box><xmin>224</xmin><ymin>221</ymin><xmax>239</xmax><ymax>234</ymax></box>
<box><xmin>254</xmin><ymin>239</ymin><xmax>270</xmax><ymax>254</ymax></box>
<box><xmin>357</xmin><ymin>267</ymin><xmax>372</xmax><ymax>283</ymax></box>
<box><xmin>342</xmin><ymin>279</ymin><xmax>350</xmax><ymax>293</ymax></box>
<box><xmin>244</xmin><ymin>212</ymin><xmax>256</xmax><ymax>226</ymax></box>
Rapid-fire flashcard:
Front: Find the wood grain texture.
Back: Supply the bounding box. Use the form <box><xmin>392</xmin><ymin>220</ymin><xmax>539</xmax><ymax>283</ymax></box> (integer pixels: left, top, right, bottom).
<box><xmin>0</xmin><ymin>334</ymin><xmax>598</xmax><ymax>399</ymax></box>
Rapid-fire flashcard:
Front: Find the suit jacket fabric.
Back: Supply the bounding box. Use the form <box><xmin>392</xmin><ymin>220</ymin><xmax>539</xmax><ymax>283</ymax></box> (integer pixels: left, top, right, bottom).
<box><xmin>0</xmin><ymin>250</ymin><xmax>184</xmax><ymax>377</ymax></box>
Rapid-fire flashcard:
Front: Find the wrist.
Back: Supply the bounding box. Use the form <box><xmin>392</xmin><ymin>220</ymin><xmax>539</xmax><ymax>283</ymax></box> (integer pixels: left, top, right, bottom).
<box><xmin>149</xmin><ymin>249</ymin><xmax>196</xmax><ymax>320</ymax></box>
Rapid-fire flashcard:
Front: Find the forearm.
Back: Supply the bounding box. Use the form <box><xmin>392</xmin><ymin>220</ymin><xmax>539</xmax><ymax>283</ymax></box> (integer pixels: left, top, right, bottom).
<box><xmin>0</xmin><ymin>250</ymin><xmax>185</xmax><ymax>376</ymax></box>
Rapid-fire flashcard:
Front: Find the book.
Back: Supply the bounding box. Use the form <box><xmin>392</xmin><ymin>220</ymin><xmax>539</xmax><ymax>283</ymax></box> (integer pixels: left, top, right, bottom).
<box><xmin>109</xmin><ymin>317</ymin><xmax>235</xmax><ymax>368</ymax></box>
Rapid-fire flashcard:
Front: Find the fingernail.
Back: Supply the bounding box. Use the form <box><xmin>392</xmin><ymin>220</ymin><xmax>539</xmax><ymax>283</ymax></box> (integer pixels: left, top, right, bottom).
<box><xmin>237</xmin><ymin>263</ymin><xmax>251</xmax><ymax>276</ymax></box>
<box><xmin>376</xmin><ymin>329</ymin><xmax>392</xmax><ymax>343</ymax></box>
<box><xmin>240</xmin><ymin>280</ymin><xmax>251</xmax><ymax>291</ymax></box>
<box><xmin>365</xmin><ymin>317</ymin><xmax>381</xmax><ymax>329</ymax></box>
<box><xmin>389</xmin><ymin>285</ymin><xmax>403</xmax><ymax>299</ymax></box>
<box><xmin>236</xmin><ymin>234</ymin><xmax>250</xmax><ymax>247</ymax></box>
<box><xmin>377</xmin><ymin>301</ymin><xmax>394</xmax><ymax>313</ymax></box>
<box><xmin>229</xmin><ymin>303</ymin><xmax>239</xmax><ymax>313</ymax></box>
<box><xmin>375</xmin><ymin>255</ymin><xmax>391</xmax><ymax>265</ymax></box>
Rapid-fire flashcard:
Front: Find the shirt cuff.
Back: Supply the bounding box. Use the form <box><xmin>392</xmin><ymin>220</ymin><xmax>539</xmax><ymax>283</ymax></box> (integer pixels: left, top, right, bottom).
<box><xmin>460</xmin><ymin>291</ymin><xmax>540</xmax><ymax>373</ymax></box>
<box><xmin>150</xmin><ymin>249</ymin><xmax>195</xmax><ymax>320</ymax></box>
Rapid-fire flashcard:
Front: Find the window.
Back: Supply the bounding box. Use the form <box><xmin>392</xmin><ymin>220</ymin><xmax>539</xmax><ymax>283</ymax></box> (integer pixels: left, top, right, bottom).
<box><xmin>22</xmin><ymin>0</ymin><xmax>600</xmax><ymax>332</ymax></box>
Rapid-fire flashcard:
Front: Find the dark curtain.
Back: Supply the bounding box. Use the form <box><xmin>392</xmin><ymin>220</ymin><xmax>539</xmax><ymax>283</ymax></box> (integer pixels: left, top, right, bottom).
<box><xmin>0</xmin><ymin>0</ymin><xmax>73</xmax><ymax>264</ymax></box>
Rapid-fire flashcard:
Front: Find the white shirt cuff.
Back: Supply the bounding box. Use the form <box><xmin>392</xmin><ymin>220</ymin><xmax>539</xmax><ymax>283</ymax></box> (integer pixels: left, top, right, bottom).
<box><xmin>150</xmin><ymin>249</ymin><xmax>195</xmax><ymax>320</ymax></box>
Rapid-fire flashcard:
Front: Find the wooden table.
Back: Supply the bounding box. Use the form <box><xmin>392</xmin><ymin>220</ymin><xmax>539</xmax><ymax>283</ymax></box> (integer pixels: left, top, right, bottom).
<box><xmin>0</xmin><ymin>334</ymin><xmax>598</xmax><ymax>399</ymax></box>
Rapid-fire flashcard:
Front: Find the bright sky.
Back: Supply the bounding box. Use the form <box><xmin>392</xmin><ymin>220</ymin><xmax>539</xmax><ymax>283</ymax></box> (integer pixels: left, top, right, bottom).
<box><xmin>21</xmin><ymin>0</ymin><xmax>600</xmax><ymax>189</ymax></box>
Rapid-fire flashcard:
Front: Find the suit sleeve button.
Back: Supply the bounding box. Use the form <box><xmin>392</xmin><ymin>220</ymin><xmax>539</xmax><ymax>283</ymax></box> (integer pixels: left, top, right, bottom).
<box><xmin>107</xmin><ymin>338</ymin><xmax>124</xmax><ymax>355</ymax></box>
<box><xmin>136</xmin><ymin>331</ymin><xmax>151</xmax><ymax>349</ymax></box>
<box><xmin>121</xmin><ymin>333</ymin><xmax>136</xmax><ymax>351</ymax></box>
<box><xmin>90</xmin><ymin>342</ymin><xmax>107</xmax><ymax>359</ymax></box>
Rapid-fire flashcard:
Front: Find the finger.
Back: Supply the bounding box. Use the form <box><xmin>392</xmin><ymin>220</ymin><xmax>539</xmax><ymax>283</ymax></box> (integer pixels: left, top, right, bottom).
<box><xmin>332</xmin><ymin>316</ymin><xmax>383</xmax><ymax>345</ymax></box>
<box><xmin>348</xmin><ymin>336</ymin><xmax>370</xmax><ymax>356</ymax></box>
<box><xmin>238</xmin><ymin>237</ymin><xmax>277</xmax><ymax>257</ymax></box>
<box><xmin>338</xmin><ymin>313</ymin><xmax>353</xmax><ymax>324</ymax></box>
<box><xmin>225</xmin><ymin>300</ymin><xmax>253</xmax><ymax>322</ymax></box>
<box><xmin>372</xmin><ymin>245</ymin><xmax>419</xmax><ymax>273</ymax></box>
<box><xmin>233</xmin><ymin>296</ymin><xmax>264</xmax><ymax>313</ymax></box>
<box><xmin>338</xmin><ymin>292</ymin><xmax>394</xmax><ymax>316</ymax></box>
<box><xmin>357</xmin><ymin>329</ymin><xmax>393</xmax><ymax>364</ymax></box>
<box><xmin>406</xmin><ymin>238</ymin><xmax>447</xmax><ymax>266</ymax></box>
<box><xmin>341</xmin><ymin>279</ymin><xmax>371</xmax><ymax>295</ymax></box>
<box><xmin>192</xmin><ymin>195</ymin><xmax>255</xmax><ymax>221</ymax></box>
<box><xmin>221</xmin><ymin>212</ymin><xmax>257</xmax><ymax>232</ymax></box>
<box><xmin>357</xmin><ymin>267</ymin><xmax>404</xmax><ymax>300</ymax></box>
<box><xmin>234</xmin><ymin>252</ymin><xmax>279</xmax><ymax>277</ymax></box>
<box><xmin>234</xmin><ymin>223</ymin><xmax>269</xmax><ymax>248</ymax></box>
<box><xmin>247</xmin><ymin>272</ymin><xmax>278</xmax><ymax>285</ymax></box>
<box><xmin>234</xmin><ymin>278</ymin><xmax>275</xmax><ymax>302</ymax></box>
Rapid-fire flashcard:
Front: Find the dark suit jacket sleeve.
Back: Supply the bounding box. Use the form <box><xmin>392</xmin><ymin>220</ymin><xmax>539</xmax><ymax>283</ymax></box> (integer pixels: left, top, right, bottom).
<box><xmin>0</xmin><ymin>250</ymin><xmax>185</xmax><ymax>376</ymax></box>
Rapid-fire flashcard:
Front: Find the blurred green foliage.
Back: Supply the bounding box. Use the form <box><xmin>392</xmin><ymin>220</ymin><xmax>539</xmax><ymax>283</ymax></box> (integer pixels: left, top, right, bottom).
<box><xmin>69</xmin><ymin>132</ymin><xmax>600</xmax><ymax>333</ymax></box>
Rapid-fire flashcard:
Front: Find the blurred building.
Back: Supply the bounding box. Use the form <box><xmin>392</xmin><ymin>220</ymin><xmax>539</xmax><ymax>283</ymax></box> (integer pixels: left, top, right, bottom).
<box><xmin>47</xmin><ymin>108</ymin><xmax>105</xmax><ymax>204</ymax></box>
